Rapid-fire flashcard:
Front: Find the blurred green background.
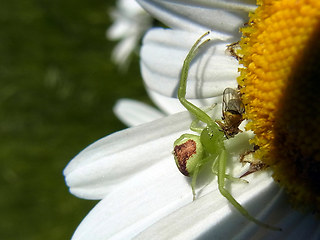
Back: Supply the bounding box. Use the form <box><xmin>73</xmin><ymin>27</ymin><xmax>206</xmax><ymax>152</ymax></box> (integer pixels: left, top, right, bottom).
<box><xmin>0</xmin><ymin>0</ymin><xmax>149</xmax><ymax>239</ymax></box>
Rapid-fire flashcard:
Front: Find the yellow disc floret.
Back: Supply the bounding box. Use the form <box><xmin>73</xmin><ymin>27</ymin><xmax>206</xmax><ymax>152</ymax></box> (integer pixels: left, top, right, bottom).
<box><xmin>238</xmin><ymin>0</ymin><xmax>320</xmax><ymax>211</ymax></box>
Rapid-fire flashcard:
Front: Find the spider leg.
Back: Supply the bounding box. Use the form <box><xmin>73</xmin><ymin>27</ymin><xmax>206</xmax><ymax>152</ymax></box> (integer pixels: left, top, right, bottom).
<box><xmin>217</xmin><ymin>149</ymin><xmax>281</xmax><ymax>231</ymax></box>
<box><xmin>178</xmin><ymin>32</ymin><xmax>215</xmax><ymax>126</ymax></box>
<box><xmin>190</xmin><ymin>154</ymin><xmax>216</xmax><ymax>200</ymax></box>
<box><xmin>190</xmin><ymin>104</ymin><xmax>218</xmax><ymax>133</ymax></box>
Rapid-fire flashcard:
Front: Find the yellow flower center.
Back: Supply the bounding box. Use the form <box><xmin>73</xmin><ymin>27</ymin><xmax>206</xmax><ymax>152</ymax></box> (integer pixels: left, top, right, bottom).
<box><xmin>238</xmin><ymin>0</ymin><xmax>320</xmax><ymax>211</ymax></box>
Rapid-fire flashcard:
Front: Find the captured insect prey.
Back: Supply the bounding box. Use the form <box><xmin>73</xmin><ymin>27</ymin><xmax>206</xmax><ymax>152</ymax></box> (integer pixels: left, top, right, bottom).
<box><xmin>172</xmin><ymin>32</ymin><xmax>281</xmax><ymax>231</ymax></box>
<box><xmin>216</xmin><ymin>88</ymin><xmax>245</xmax><ymax>138</ymax></box>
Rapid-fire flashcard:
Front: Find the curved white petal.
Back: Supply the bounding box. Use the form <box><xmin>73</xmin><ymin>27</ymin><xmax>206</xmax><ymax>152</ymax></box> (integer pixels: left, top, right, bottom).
<box><xmin>70</xmin><ymin>166</ymin><xmax>319</xmax><ymax>240</ymax></box>
<box><xmin>70</xmin><ymin>153</ymin><xmax>193</xmax><ymax>240</ymax></box>
<box><xmin>107</xmin><ymin>16</ymin><xmax>134</xmax><ymax>40</ymax></box>
<box><xmin>137</xmin><ymin>0</ymin><xmax>256</xmax><ymax>35</ymax></box>
<box><xmin>135</xmin><ymin>181</ymin><xmax>319</xmax><ymax>240</ymax></box>
<box><xmin>70</xmin><ymin>163</ymin><xmax>319</xmax><ymax>240</ymax></box>
<box><xmin>64</xmin><ymin>103</ymin><xmax>228</xmax><ymax>200</ymax></box>
<box><xmin>64</xmin><ymin>109</ymin><xmax>213</xmax><ymax>199</ymax></box>
<box><xmin>140</xmin><ymin>28</ymin><xmax>239</xmax><ymax>99</ymax></box>
<box><xmin>110</xmin><ymin>36</ymin><xmax>138</xmax><ymax>67</ymax></box>
<box><xmin>113</xmin><ymin>98</ymin><xmax>165</xmax><ymax>127</ymax></box>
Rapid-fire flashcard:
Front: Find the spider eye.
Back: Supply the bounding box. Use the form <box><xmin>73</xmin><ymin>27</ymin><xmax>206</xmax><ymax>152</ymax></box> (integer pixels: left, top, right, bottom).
<box><xmin>173</xmin><ymin>136</ymin><xmax>203</xmax><ymax>176</ymax></box>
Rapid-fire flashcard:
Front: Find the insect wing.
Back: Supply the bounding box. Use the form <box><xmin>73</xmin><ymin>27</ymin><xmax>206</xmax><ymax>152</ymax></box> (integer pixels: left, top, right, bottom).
<box><xmin>222</xmin><ymin>88</ymin><xmax>245</xmax><ymax>114</ymax></box>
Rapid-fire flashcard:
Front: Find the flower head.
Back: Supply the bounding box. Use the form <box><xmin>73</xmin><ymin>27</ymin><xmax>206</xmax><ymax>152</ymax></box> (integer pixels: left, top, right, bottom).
<box><xmin>64</xmin><ymin>0</ymin><xmax>320</xmax><ymax>239</ymax></box>
<box><xmin>238</xmin><ymin>0</ymin><xmax>320</xmax><ymax>211</ymax></box>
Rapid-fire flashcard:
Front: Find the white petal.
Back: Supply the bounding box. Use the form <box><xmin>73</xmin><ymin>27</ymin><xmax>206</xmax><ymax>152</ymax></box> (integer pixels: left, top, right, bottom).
<box><xmin>140</xmin><ymin>28</ymin><xmax>239</xmax><ymax>99</ymax></box>
<box><xmin>64</xmin><ymin>103</ymin><xmax>226</xmax><ymax>199</ymax></box>
<box><xmin>107</xmin><ymin>16</ymin><xmax>132</xmax><ymax>40</ymax></box>
<box><xmin>110</xmin><ymin>36</ymin><xmax>138</xmax><ymax>67</ymax></box>
<box><xmin>135</xmin><ymin>172</ymin><xmax>276</xmax><ymax>239</ymax></box>
<box><xmin>137</xmin><ymin>0</ymin><xmax>256</xmax><ymax>35</ymax></box>
<box><xmin>70</xmin><ymin>162</ymin><xmax>319</xmax><ymax>240</ymax></box>
<box><xmin>113</xmin><ymin>98</ymin><xmax>165</xmax><ymax>127</ymax></box>
<box><xmin>70</xmin><ymin>154</ymin><xmax>193</xmax><ymax>240</ymax></box>
<box><xmin>64</xmin><ymin>108</ymin><xmax>220</xmax><ymax>199</ymax></box>
<box><xmin>135</xmin><ymin>178</ymin><xmax>320</xmax><ymax>240</ymax></box>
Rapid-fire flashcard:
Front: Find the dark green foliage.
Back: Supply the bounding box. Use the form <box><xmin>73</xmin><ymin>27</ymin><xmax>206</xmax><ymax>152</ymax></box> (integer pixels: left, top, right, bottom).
<box><xmin>0</xmin><ymin>0</ymin><xmax>148</xmax><ymax>239</ymax></box>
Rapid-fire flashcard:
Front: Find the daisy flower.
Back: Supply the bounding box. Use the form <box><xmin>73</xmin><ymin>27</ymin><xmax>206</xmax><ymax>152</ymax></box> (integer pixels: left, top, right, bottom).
<box><xmin>107</xmin><ymin>0</ymin><xmax>152</xmax><ymax>70</ymax></box>
<box><xmin>64</xmin><ymin>0</ymin><xmax>320</xmax><ymax>239</ymax></box>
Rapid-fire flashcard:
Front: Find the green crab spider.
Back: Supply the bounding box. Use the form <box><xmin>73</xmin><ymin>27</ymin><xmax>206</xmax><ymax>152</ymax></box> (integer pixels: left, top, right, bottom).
<box><xmin>173</xmin><ymin>32</ymin><xmax>281</xmax><ymax>231</ymax></box>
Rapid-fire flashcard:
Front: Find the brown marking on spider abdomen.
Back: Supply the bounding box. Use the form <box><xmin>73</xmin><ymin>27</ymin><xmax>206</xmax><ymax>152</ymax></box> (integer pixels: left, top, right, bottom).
<box><xmin>173</xmin><ymin>139</ymin><xmax>197</xmax><ymax>176</ymax></box>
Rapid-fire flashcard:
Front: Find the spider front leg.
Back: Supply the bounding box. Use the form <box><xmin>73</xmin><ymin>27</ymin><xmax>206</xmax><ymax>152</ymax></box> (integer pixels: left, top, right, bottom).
<box><xmin>190</xmin><ymin>104</ymin><xmax>218</xmax><ymax>133</ymax></box>
<box><xmin>177</xmin><ymin>31</ymin><xmax>215</xmax><ymax>127</ymax></box>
